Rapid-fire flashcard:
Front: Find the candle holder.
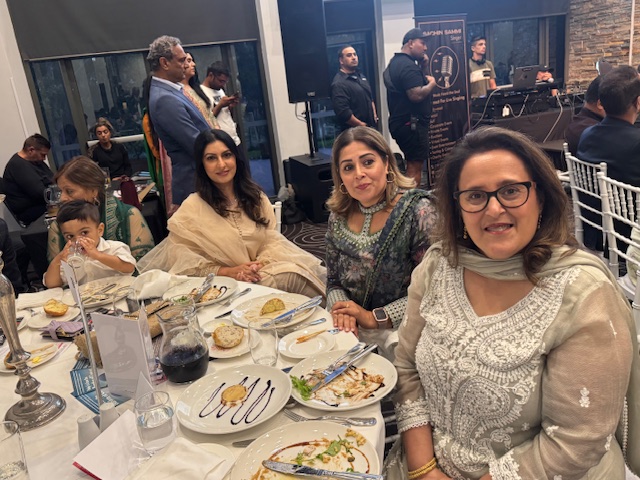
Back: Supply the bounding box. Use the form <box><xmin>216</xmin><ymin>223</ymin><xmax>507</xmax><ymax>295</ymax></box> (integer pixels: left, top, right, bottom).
<box><xmin>0</xmin><ymin>255</ymin><xmax>65</xmax><ymax>430</ymax></box>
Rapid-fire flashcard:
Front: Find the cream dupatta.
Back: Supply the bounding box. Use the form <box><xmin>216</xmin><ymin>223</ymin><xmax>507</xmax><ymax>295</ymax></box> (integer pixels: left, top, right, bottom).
<box><xmin>138</xmin><ymin>193</ymin><xmax>326</xmax><ymax>293</ymax></box>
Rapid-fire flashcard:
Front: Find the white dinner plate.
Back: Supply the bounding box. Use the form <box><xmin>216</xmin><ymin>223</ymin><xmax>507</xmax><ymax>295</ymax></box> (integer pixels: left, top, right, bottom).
<box><xmin>289</xmin><ymin>349</ymin><xmax>398</xmax><ymax>412</ymax></box>
<box><xmin>176</xmin><ymin>364</ymin><xmax>291</xmax><ymax>434</ymax></box>
<box><xmin>28</xmin><ymin>306</ymin><xmax>80</xmax><ymax>329</ymax></box>
<box><xmin>230</xmin><ymin>293</ymin><xmax>315</xmax><ymax>329</ymax></box>
<box><xmin>163</xmin><ymin>277</ymin><xmax>238</xmax><ymax>307</ymax></box>
<box><xmin>0</xmin><ymin>343</ymin><xmax>62</xmax><ymax>373</ymax></box>
<box><xmin>16</xmin><ymin>309</ymin><xmax>31</xmax><ymax>331</ymax></box>
<box><xmin>278</xmin><ymin>328</ymin><xmax>336</xmax><ymax>359</ymax></box>
<box><xmin>204</xmin><ymin>320</ymin><xmax>251</xmax><ymax>359</ymax></box>
<box><xmin>229</xmin><ymin>421</ymin><xmax>380</xmax><ymax>480</ymax></box>
<box><xmin>61</xmin><ymin>275</ymin><xmax>136</xmax><ymax>308</ymax></box>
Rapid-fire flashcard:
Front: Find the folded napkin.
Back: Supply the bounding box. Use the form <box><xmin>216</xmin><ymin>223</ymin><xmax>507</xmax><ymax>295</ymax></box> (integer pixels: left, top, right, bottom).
<box><xmin>16</xmin><ymin>288</ymin><xmax>64</xmax><ymax>310</ymax></box>
<box><xmin>131</xmin><ymin>270</ymin><xmax>187</xmax><ymax>300</ymax></box>
<box><xmin>127</xmin><ymin>438</ymin><xmax>232</xmax><ymax>480</ymax></box>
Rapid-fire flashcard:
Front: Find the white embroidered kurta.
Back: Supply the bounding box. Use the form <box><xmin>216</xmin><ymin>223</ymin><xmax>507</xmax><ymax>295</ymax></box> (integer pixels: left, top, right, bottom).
<box><xmin>391</xmin><ymin>247</ymin><xmax>633</xmax><ymax>480</ymax></box>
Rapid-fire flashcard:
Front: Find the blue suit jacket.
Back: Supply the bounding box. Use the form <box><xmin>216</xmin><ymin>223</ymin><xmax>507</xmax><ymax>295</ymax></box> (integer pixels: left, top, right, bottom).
<box><xmin>148</xmin><ymin>77</ymin><xmax>211</xmax><ymax>204</ymax></box>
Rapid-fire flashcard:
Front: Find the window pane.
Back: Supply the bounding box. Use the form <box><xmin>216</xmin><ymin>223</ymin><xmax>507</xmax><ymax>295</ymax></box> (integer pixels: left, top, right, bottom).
<box><xmin>492</xmin><ymin>20</ymin><xmax>539</xmax><ymax>85</ymax></box>
<box><xmin>71</xmin><ymin>53</ymin><xmax>147</xmax><ymax>137</ymax></box>
<box><xmin>30</xmin><ymin>61</ymin><xmax>80</xmax><ymax>168</ymax></box>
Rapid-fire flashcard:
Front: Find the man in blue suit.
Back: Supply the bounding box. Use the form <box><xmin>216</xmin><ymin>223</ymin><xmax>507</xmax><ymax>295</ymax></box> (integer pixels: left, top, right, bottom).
<box><xmin>147</xmin><ymin>35</ymin><xmax>210</xmax><ymax>205</ymax></box>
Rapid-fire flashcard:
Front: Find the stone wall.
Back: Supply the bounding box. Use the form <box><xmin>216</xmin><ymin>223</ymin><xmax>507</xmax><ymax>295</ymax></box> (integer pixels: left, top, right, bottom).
<box><xmin>568</xmin><ymin>0</ymin><xmax>640</xmax><ymax>87</ymax></box>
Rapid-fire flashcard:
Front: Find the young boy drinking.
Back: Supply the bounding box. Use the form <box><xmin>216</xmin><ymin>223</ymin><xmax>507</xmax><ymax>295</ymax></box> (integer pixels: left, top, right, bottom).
<box><xmin>44</xmin><ymin>200</ymin><xmax>136</xmax><ymax>287</ymax></box>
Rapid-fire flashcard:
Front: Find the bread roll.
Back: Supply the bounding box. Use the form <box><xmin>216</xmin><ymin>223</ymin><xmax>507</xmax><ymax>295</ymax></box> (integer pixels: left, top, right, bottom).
<box><xmin>43</xmin><ymin>299</ymin><xmax>69</xmax><ymax>317</ymax></box>
<box><xmin>213</xmin><ymin>325</ymin><xmax>244</xmax><ymax>349</ymax></box>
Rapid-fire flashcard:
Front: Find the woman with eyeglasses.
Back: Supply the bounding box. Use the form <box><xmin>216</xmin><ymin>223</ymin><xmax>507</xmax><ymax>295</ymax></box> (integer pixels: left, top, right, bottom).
<box><xmin>385</xmin><ymin>127</ymin><xmax>640</xmax><ymax>479</ymax></box>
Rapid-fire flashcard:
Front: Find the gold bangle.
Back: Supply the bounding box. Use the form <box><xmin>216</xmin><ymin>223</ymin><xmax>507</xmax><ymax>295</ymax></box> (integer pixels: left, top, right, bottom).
<box><xmin>408</xmin><ymin>458</ymin><xmax>437</xmax><ymax>479</ymax></box>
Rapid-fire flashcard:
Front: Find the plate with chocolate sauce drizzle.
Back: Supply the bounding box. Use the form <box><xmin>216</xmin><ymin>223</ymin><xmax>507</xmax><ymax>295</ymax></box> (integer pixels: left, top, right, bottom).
<box><xmin>175</xmin><ymin>364</ymin><xmax>291</xmax><ymax>434</ymax></box>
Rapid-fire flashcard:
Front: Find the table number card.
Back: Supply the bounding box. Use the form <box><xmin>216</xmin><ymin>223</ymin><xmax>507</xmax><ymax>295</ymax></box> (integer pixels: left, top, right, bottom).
<box><xmin>91</xmin><ymin>312</ymin><xmax>153</xmax><ymax>399</ymax></box>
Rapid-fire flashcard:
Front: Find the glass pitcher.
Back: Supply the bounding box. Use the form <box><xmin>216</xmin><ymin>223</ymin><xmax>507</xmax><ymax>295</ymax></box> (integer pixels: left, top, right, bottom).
<box><xmin>156</xmin><ymin>306</ymin><xmax>209</xmax><ymax>383</ymax></box>
<box><xmin>43</xmin><ymin>185</ymin><xmax>61</xmax><ymax>217</ymax></box>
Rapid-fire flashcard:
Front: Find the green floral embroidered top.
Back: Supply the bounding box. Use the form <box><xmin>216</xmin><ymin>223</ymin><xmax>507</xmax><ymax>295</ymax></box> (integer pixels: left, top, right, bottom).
<box><xmin>326</xmin><ymin>189</ymin><xmax>436</xmax><ymax>328</ymax></box>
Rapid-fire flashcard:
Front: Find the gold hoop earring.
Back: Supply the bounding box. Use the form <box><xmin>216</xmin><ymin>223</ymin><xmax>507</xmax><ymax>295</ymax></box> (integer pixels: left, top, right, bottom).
<box><xmin>386</xmin><ymin>171</ymin><xmax>396</xmax><ymax>184</ymax></box>
<box><xmin>537</xmin><ymin>214</ymin><xmax>542</xmax><ymax>230</ymax></box>
<box><xmin>463</xmin><ymin>226</ymin><xmax>468</xmax><ymax>239</ymax></box>
<box><xmin>339</xmin><ymin>183</ymin><xmax>348</xmax><ymax>195</ymax></box>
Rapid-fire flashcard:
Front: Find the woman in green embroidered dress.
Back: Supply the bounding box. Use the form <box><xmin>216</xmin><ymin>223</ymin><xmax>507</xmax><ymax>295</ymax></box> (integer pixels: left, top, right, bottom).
<box><xmin>325</xmin><ymin>126</ymin><xmax>436</xmax><ymax>358</ymax></box>
<box><xmin>386</xmin><ymin>127</ymin><xmax>640</xmax><ymax>479</ymax></box>
<box><xmin>48</xmin><ymin>156</ymin><xmax>155</xmax><ymax>262</ymax></box>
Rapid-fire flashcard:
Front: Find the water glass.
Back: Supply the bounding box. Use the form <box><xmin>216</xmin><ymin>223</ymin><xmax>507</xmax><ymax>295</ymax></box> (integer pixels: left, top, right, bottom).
<box><xmin>67</xmin><ymin>240</ymin><xmax>85</xmax><ymax>269</ymax></box>
<box><xmin>101</xmin><ymin>167</ymin><xmax>111</xmax><ymax>190</ymax></box>
<box><xmin>0</xmin><ymin>421</ymin><xmax>30</xmax><ymax>480</ymax></box>
<box><xmin>248</xmin><ymin>319</ymin><xmax>279</xmax><ymax>367</ymax></box>
<box><xmin>134</xmin><ymin>391</ymin><xmax>176</xmax><ymax>453</ymax></box>
<box><xmin>112</xmin><ymin>286</ymin><xmax>140</xmax><ymax>317</ymax></box>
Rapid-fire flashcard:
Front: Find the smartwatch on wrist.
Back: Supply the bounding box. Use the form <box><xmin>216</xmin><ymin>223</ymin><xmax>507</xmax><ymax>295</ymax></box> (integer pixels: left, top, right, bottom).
<box><xmin>372</xmin><ymin>308</ymin><xmax>389</xmax><ymax>329</ymax></box>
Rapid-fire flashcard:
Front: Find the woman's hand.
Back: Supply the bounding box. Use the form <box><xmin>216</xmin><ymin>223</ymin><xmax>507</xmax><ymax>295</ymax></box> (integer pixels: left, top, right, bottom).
<box><xmin>330</xmin><ymin>301</ymin><xmax>377</xmax><ymax>333</ymax></box>
<box><xmin>422</xmin><ymin>469</ymin><xmax>453</xmax><ymax>480</ymax></box>
<box><xmin>219</xmin><ymin>262</ymin><xmax>262</xmax><ymax>283</ymax></box>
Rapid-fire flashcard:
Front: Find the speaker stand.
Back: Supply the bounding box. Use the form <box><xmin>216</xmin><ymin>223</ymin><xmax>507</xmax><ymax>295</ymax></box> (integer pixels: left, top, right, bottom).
<box><xmin>304</xmin><ymin>101</ymin><xmax>318</xmax><ymax>159</ymax></box>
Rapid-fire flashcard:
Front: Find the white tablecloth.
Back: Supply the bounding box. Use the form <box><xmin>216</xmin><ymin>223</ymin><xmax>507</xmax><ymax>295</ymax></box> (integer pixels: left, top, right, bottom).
<box><xmin>1</xmin><ymin>282</ymin><xmax>385</xmax><ymax>479</ymax></box>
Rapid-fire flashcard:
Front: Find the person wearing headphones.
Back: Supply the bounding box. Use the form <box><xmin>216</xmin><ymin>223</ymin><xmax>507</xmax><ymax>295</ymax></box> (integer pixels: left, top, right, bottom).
<box><xmin>468</xmin><ymin>36</ymin><xmax>497</xmax><ymax>98</ymax></box>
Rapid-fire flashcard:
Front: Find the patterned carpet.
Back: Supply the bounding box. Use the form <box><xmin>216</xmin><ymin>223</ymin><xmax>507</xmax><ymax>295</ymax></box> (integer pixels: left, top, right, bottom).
<box><xmin>281</xmin><ymin>221</ymin><xmax>327</xmax><ymax>264</ymax></box>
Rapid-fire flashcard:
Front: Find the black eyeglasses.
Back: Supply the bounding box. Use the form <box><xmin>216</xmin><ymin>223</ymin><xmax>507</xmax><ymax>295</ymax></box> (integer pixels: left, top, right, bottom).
<box><xmin>453</xmin><ymin>181</ymin><xmax>534</xmax><ymax>213</ymax></box>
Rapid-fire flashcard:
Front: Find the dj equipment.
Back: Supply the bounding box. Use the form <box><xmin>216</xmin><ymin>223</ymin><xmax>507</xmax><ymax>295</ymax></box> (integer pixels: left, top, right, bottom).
<box><xmin>471</xmin><ymin>83</ymin><xmax>559</xmax><ymax>120</ymax></box>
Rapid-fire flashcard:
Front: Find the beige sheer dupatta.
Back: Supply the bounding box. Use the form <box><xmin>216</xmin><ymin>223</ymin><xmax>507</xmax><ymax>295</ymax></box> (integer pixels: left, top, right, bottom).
<box><xmin>138</xmin><ymin>194</ymin><xmax>326</xmax><ymax>294</ymax></box>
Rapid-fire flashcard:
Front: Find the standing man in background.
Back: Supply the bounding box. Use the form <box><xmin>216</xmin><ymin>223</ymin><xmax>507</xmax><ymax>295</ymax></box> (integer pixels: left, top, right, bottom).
<box><xmin>147</xmin><ymin>35</ymin><xmax>210</xmax><ymax>205</ymax></box>
<box><xmin>201</xmin><ymin>62</ymin><xmax>241</xmax><ymax>146</ymax></box>
<box><xmin>331</xmin><ymin>45</ymin><xmax>377</xmax><ymax>133</ymax></box>
<box><xmin>384</xmin><ymin>28</ymin><xmax>436</xmax><ymax>187</ymax></box>
<box><xmin>468</xmin><ymin>36</ymin><xmax>497</xmax><ymax>98</ymax></box>
<box><xmin>3</xmin><ymin>133</ymin><xmax>53</xmax><ymax>225</ymax></box>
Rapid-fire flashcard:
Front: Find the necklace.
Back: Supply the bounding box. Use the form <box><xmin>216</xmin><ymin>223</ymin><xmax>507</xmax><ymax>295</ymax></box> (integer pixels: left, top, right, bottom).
<box><xmin>358</xmin><ymin>197</ymin><xmax>387</xmax><ymax>215</ymax></box>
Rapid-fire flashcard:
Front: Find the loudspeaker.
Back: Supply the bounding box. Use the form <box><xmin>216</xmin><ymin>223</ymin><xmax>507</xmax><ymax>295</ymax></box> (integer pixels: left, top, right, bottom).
<box><xmin>277</xmin><ymin>0</ymin><xmax>331</xmax><ymax>103</ymax></box>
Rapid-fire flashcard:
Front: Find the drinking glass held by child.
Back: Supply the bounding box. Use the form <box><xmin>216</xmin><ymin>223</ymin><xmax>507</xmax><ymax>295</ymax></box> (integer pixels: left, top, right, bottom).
<box><xmin>44</xmin><ymin>200</ymin><xmax>136</xmax><ymax>287</ymax></box>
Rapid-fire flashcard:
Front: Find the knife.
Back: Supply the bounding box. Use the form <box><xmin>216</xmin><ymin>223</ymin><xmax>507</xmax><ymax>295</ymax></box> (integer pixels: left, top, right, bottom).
<box><xmin>262</xmin><ymin>460</ymin><xmax>383</xmax><ymax>480</ymax></box>
<box><xmin>311</xmin><ymin>343</ymin><xmax>378</xmax><ymax>392</ymax></box>
<box><xmin>192</xmin><ymin>273</ymin><xmax>215</xmax><ymax>303</ymax></box>
<box><xmin>211</xmin><ymin>287</ymin><xmax>252</xmax><ymax>318</ymax></box>
<box><xmin>262</xmin><ymin>295</ymin><xmax>323</xmax><ymax>327</ymax></box>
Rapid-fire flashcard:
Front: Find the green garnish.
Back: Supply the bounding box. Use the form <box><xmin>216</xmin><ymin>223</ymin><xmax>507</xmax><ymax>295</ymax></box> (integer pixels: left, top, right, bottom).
<box><xmin>347</xmin><ymin>468</ymin><xmax>355</xmax><ymax>472</ymax></box>
<box><xmin>290</xmin><ymin>376</ymin><xmax>312</xmax><ymax>401</ymax></box>
<box><xmin>295</xmin><ymin>452</ymin><xmax>305</xmax><ymax>465</ymax></box>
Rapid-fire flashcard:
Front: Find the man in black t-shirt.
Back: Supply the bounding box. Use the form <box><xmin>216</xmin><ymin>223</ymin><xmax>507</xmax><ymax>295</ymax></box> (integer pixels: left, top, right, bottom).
<box><xmin>3</xmin><ymin>134</ymin><xmax>53</xmax><ymax>225</ymax></box>
<box><xmin>330</xmin><ymin>45</ymin><xmax>377</xmax><ymax>133</ymax></box>
<box><xmin>383</xmin><ymin>28</ymin><xmax>436</xmax><ymax>187</ymax></box>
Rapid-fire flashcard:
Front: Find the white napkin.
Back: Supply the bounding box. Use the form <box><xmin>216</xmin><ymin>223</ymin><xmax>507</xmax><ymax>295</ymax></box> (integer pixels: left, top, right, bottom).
<box><xmin>127</xmin><ymin>438</ymin><xmax>232</xmax><ymax>480</ymax></box>
<box><xmin>16</xmin><ymin>288</ymin><xmax>64</xmax><ymax>309</ymax></box>
<box><xmin>131</xmin><ymin>270</ymin><xmax>187</xmax><ymax>300</ymax></box>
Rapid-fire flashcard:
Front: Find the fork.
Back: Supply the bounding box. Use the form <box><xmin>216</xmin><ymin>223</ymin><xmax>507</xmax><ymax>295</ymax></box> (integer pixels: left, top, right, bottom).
<box><xmin>322</xmin><ymin>342</ymin><xmax>365</xmax><ymax>376</ymax></box>
<box><xmin>283</xmin><ymin>409</ymin><xmax>376</xmax><ymax>426</ymax></box>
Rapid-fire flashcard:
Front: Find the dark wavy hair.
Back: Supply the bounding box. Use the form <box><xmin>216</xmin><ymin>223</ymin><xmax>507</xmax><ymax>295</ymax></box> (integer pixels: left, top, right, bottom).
<box><xmin>433</xmin><ymin>126</ymin><xmax>577</xmax><ymax>283</ymax></box>
<box><xmin>185</xmin><ymin>51</ymin><xmax>211</xmax><ymax>109</ymax></box>
<box><xmin>194</xmin><ymin>129</ymin><xmax>268</xmax><ymax>226</ymax></box>
<box><xmin>54</xmin><ymin>156</ymin><xmax>106</xmax><ymax>206</ymax></box>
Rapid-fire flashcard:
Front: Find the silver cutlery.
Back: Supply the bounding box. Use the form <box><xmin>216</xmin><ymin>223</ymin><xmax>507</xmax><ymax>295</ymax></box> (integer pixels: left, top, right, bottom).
<box><xmin>312</xmin><ymin>344</ymin><xmax>378</xmax><ymax>392</ymax></box>
<box><xmin>283</xmin><ymin>409</ymin><xmax>376</xmax><ymax>426</ymax></box>
<box><xmin>262</xmin><ymin>295</ymin><xmax>323</xmax><ymax>327</ymax></box>
<box><xmin>322</xmin><ymin>342</ymin><xmax>365</xmax><ymax>376</ymax></box>
<box><xmin>210</xmin><ymin>287</ymin><xmax>252</xmax><ymax>317</ymax></box>
<box><xmin>263</xmin><ymin>460</ymin><xmax>383</xmax><ymax>480</ymax></box>
<box><xmin>291</xmin><ymin>317</ymin><xmax>326</xmax><ymax>331</ymax></box>
<box><xmin>192</xmin><ymin>273</ymin><xmax>215</xmax><ymax>303</ymax></box>
<box><xmin>231</xmin><ymin>439</ymin><xmax>255</xmax><ymax>448</ymax></box>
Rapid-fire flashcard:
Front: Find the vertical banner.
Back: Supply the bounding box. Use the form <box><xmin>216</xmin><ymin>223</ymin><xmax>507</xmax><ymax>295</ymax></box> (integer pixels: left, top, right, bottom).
<box><xmin>416</xmin><ymin>15</ymin><xmax>470</xmax><ymax>184</ymax></box>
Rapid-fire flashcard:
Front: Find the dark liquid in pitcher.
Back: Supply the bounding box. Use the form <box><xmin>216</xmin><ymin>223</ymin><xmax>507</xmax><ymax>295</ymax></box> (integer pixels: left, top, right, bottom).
<box><xmin>160</xmin><ymin>345</ymin><xmax>208</xmax><ymax>383</ymax></box>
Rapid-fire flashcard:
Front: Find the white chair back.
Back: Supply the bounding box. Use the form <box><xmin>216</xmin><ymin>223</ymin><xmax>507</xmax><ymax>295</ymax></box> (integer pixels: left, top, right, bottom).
<box><xmin>272</xmin><ymin>201</ymin><xmax>282</xmax><ymax>233</ymax></box>
<box><xmin>597</xmin><ymin>172</ymin><xmax>640</xmax><ymax>330</ymax></box>
<box><xmin>564</xmin><ymin>143</ymin><xmax>607</xmax><ymax>247</ymax></box>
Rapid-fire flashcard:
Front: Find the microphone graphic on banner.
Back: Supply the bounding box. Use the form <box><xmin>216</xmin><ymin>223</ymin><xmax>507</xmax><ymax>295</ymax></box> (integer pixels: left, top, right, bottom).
<box><xmin>441</xmin><ymin>55</ymin><xmax>453</xmax><ymax>88</ymax></box>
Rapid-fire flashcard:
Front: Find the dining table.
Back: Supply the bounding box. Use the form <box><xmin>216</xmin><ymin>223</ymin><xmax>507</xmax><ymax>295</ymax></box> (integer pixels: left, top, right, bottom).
<box><xmin>0</xmin><ymin>280</ymin><xmax>386</xmax><ymax>479</ymax></box>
